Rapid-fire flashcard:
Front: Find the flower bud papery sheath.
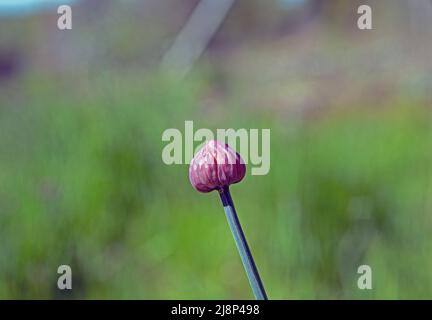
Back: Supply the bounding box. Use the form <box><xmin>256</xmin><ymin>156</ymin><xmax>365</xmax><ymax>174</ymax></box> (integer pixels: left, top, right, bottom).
<box><xmin>189</xmin><ymin>140</ymin><xmax>246</xmax><ymax>193</ymax></box>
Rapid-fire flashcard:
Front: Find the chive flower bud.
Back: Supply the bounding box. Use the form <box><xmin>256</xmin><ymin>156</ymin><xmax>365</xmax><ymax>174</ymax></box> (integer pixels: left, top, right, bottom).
<box><xmin>189</xmin><ymin>140</ymin><xmax>246</xmax><ymax>193</ymax></box>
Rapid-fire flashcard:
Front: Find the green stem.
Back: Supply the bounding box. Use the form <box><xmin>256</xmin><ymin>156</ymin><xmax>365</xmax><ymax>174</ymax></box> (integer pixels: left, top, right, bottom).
<box><xmin>219</xmin><ymin>186</ymin><xmax>268</xmax><ymax>300</ymax></box>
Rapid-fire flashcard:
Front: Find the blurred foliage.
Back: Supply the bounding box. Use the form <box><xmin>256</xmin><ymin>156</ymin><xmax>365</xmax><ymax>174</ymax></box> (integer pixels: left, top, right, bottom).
<box><xmin>0</xmin><ymin>0</ymin><xmax>431</xmax><ymax>300</ymax></box>
<box><xmin>0</xmin><ymin>70</ymin><xmax>431</xmax><ymax>299</ymax></box>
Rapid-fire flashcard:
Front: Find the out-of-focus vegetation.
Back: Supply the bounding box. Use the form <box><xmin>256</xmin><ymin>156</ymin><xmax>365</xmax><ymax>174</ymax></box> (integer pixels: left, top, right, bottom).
<box><xmin>1</xmin><ymin>72</ymin><xmax>431</xmax><ymax>299</ymax></box>
<box><xmin>0</xmin><ymin>0</ymin><xmax>431</xmax><ymax>299</ymax></box>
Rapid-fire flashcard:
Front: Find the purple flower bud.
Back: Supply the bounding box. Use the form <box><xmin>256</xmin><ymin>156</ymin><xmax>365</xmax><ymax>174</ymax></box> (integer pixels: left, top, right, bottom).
<box><xmin>189</xmin><ymin>140</ymin><xmax>246</xmax><ymax>193</ymax></box>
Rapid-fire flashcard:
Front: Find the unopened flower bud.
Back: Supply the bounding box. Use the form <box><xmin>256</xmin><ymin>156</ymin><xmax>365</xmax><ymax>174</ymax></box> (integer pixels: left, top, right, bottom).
<box><xmin>189</xmin><ymin>140</ymin><xmax>246</xmax><ymax>193</ymax></box>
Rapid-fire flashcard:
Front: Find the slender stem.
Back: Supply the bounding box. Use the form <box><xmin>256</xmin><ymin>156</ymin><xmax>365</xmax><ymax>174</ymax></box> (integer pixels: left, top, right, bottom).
<box><xmin>218</xmin><ymin>186</ymin><xmax>268</xmax><ymax>300</ymax></box>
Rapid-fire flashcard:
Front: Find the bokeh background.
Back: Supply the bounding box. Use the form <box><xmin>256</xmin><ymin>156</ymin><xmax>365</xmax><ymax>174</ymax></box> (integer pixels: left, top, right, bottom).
<box><xmin>0</xmin><ymin>0</ymin><xmax>432</xmax><ymax>299</ymax></box>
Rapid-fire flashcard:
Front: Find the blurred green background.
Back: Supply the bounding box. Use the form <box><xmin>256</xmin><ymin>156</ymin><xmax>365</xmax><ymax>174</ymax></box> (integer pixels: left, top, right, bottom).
<box><xmin>0</xmin><ymin>0</ymin><xmax>431</xmax><ymax>299</ymax></box>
